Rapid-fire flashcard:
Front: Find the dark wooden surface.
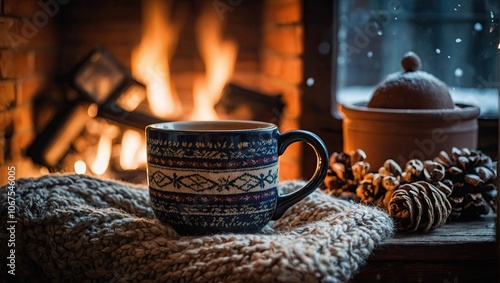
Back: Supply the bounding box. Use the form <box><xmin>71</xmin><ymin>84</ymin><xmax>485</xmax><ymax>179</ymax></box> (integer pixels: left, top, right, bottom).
<box><xmin>351</xmin><ymin>214</ymin><xmax>498</xmax><ymax>283</ymax></box>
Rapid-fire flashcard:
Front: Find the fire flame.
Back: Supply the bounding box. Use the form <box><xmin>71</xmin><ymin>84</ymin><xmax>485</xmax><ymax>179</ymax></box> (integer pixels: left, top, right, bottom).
<box><xmin>90</xmin><ymin>134</ymin><xmax>112</xmax><ymax>175</ymax></box>
<box><xmin>190</xmin><ymin>5</ymin><xmax>238</xmax><ymax>120</ymax></box>
<box><xmin>120</xmin><ymin>130</ymin><xmax>146</xmax><ymax>170</ymax></box>
<box><xmin>131</xmin><ymin>0</ymin><xmax>184</xmax><ymax>118</ymax></box>
<box><xmin>85</xmin><ymin>2</ymin><xmax>239</xmax><ymax>178</ymax></box>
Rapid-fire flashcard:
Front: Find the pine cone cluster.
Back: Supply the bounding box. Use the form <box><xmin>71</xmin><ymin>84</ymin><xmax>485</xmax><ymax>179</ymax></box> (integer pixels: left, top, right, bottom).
<box><xmin>434</xmin><ymin>148</ymin><xmax>497</xmax><ymax>220</ymax></box>
<box><xmin>323</xmin><ymin>149</ymin><xmax>369</xmax><ymax>200</ymax></box>
<box><xmin>322</xmin><ymin>147</ymin><xmax>497</xmax><ymax>233</ymax></box>
<box><xmin>356</xmin><ymin>159</ymin><xmax>400</xmax><ymax>208</ymax></box>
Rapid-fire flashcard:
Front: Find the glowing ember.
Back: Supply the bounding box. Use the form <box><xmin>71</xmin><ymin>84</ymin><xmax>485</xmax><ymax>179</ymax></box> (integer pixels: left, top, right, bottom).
<box><xmin>74</xmin><ymin>160</ymin><xmax>87</xmax><ymax>175</ymax></box>
<box><xmin>190</xmin><ymin>5</ymin><xmax>238</xmax><ymax>120</ymax></box>
<box><xmin>119</xmin><ymin>130</ymin><xmax>146</xmax><ymax>170</ymax></box>
<box><xmin>131</xmin><ymin>0</ymin><xmax>184</xmax><ymax>118</ymax></box>
<box><xmin>90</xmin><ymin>134</ymin><xmax>112</xmax><ymax>175</ymax></box>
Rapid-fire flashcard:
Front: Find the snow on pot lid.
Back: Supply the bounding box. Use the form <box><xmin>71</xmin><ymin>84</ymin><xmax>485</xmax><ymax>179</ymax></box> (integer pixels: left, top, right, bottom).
<box><xmin>367</xmin><ymin>51</ymin><xmax>454</xmax><ymax>110</ymax></box>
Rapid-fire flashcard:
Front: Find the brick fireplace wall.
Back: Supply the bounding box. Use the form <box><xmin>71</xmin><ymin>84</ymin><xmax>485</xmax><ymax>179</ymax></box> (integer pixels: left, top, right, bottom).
<box><xmin>0</xmin><ymin>0</ymin><xmax>59</xmax><ymax>184</ymax></box>
<box><xmin>260</xmin><ymin>0</ymin><xmax>303</xmax><ymax>180</ymax></box>
<box><xmin>0</xmin><ymin>0</ymin><xmax>307</xmax><ymax>184</ymax></box>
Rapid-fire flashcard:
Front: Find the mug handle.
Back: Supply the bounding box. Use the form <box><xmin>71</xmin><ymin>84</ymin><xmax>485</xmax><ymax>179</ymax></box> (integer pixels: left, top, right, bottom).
<box><xmin>272</xmin><ymin>130</ymin><xmax>329</xmax><ymax>220</ymax></box>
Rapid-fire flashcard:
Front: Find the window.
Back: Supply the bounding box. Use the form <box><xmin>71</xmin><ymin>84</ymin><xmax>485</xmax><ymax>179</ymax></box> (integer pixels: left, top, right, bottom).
<box><xmin>335</xmin><ymin>0</ymin><xmax>499</xmax><ymax>118</ymax></box>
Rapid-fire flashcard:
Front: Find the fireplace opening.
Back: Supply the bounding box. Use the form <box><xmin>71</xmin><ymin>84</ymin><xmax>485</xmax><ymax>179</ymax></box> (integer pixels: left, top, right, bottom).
<box><xmin>2</xmin><ymin>0</ymin><xmax>304</xmax><ymax>184</ymax></box>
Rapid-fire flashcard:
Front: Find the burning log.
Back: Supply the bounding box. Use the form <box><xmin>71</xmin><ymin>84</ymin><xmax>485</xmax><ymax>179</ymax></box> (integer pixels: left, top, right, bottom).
<box><xmin>27</xmin><ymin>47</ymin><xmax>163</xmax><ymax>171</ymax></box>
<box><xmin>27</xmin><ymin>100</ymin><xmax>93</xmax><ymax>168</ymax></box>
<box><xmin>215</xmin><ymin>83</ymin><xmax>285</xmax><ymax>124</ymax></box>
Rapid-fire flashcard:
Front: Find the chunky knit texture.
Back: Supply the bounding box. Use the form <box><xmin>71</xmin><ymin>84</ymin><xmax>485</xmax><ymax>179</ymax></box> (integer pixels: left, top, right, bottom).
<box><xmin>1</xmin><ymin>174</ymin><xmax>393</xmax><ymax>283</ymax></box>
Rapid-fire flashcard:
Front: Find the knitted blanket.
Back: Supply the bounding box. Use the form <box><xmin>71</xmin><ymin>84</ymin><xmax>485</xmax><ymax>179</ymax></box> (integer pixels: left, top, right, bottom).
<box><xmin>0</xmin><ymin>174</ymin><xmax>394</xmax><ymax>283</ymax></box>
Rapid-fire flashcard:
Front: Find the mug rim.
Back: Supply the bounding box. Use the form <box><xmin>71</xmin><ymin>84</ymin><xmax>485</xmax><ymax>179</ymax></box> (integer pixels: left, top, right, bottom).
<box><xmin>146</xmin><ymin>120</ymin><xmax>277</xmax><ymax>132</ymax></box>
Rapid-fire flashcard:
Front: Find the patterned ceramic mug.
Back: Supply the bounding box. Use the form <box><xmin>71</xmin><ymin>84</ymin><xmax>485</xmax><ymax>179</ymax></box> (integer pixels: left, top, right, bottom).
<box><xmin>146</xmin><ymin>120</ymin><xmax>329</xmax><ymax>235</ymax></box>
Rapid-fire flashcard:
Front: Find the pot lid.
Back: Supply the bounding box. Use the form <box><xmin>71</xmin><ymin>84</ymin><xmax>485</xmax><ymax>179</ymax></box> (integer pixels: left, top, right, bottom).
<box><xmin>367</xmin><ymin>52</ymin><xmax>454</xmax><ymax>109</ymax></box>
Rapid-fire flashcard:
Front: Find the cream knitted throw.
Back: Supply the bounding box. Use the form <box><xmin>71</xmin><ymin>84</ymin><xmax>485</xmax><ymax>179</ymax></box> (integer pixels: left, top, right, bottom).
<box><xmin>0</xmin><ymin>174</ymin><xmax>393</xmax><ymax>283</ymax></box>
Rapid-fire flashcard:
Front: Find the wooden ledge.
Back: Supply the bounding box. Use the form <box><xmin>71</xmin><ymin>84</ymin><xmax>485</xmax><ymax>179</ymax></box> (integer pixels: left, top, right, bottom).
<box><xmin>351</xmin><ymin>214</ymin><xmax>498</xmax><ymax>282</ymax></box>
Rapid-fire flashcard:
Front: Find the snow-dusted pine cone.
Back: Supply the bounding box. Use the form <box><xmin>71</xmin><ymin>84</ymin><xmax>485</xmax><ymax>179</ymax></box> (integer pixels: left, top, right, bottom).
<box><xmin>388</xmin><ymin>180</ymin><xmax>452</xmax><ymax>232</ymax></box>
<box><xmin>434</xmin><ymin>147</ymin><xmax>497</xmax><ymax>220</ymax></box>
<box><xmin>323</xmin><ymin>149</ymin><xmax>369</xmax><ymax>200</ymax></box>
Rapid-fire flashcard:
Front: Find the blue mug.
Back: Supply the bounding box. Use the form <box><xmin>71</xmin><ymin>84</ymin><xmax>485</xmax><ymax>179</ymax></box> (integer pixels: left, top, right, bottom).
<box><xmin>146</xmin><ymin>120</ymin><xmax>329</xmax><ymax>236</ymax></box>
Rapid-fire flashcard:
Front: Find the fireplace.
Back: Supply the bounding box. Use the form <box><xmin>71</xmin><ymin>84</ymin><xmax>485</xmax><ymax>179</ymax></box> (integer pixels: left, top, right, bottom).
<box><xmin>1</xmin><ymin>0</ymin><xmax>310</xmax><ymax>184</ymax></box>
<box><xmin>1</xmin><ymin>0</ymin><xmax>498</xmax><ymax>185</ymax></box>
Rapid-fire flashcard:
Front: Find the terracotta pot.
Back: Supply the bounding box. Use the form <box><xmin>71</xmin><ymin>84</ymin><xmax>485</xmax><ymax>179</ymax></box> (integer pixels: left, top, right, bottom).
<box><xmin>340</xmin><ymin>102</ymin><xmax>480</xmax><ymax>168</ymax></box>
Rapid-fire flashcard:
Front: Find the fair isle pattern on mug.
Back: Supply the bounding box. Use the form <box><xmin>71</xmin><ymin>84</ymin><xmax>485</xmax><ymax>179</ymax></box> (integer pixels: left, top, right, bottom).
<box><xmin>147</xmin><ymin>137</ymin><xmax>278</xmax><ymax>169</ymax></box>
<box><xmin>148</xmin><ymin>155</ymin><xmax>278</xmax><ymax>170</ymax></box>
<box><xmin>149</xmin><ymin>188</ymin><xmax>277</xmax><ymax>235</ymax></box>
<box><xmin>148</xmin><ymin>165</ymin><xmax>279</xmax><ymax>194</ymax></box>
